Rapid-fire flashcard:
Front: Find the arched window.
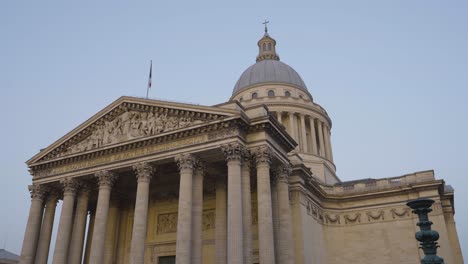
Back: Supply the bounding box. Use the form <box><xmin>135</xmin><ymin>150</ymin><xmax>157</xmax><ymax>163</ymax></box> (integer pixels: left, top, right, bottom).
<box><xmin>285</xmin><ymin>91</ymin><xmax>291</xmax><ymax>97</ymax></box>
<box><xmin>268</xmin><ymin>90</ymin><xmax>275</xmax><ymax>97</ymax></box>
<box><xmin>262</xmin><ymin>43</ymin><xmax>266</xmax><ymax>51</ymax></box>
<box><xmin>299</xmin><ymin>94</ymin><xmax>304</xmax><ymax>99</ymax></box>
<box><xmin>268</xmin><ymin>43</ymin><xmax>272</xmax><ymax>51</ymax></box>
<box><xmin>239</xmin><ymin>97</ymin><xmax>243</xmax><ymax>102</ymax></box>
<box><xmin>252</xmin><ymin>92</ymin><xmax>258</xmax><ymax>99</ymax></box>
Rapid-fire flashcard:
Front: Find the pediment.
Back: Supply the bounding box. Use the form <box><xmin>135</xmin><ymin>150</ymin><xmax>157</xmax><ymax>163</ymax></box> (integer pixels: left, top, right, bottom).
<box><xmin>28</xmin><ymin>96</ymin><xmax>238</xmax><ymax>165</ymax></box>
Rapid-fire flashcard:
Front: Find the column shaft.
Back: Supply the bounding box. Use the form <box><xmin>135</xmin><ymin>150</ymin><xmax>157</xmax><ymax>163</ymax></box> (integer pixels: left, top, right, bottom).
<box><xmin>130</xmin><ymin>163</ymin><xmax>153</xmax><ymax>264</ymax></box>
<box><xmin>215</xmin><ymin>176</ymin><xmax>227</xmax><ymax>264</ymax></box>
<box><xmin>317</xmin><ymin>121</ymin><xmax>326</xmax><ymax>157</ymax></box>
<box><xmin>241</xmin><ymin>159</ymin><xmax>253</xmax><ymax>264</ymax></box>
<box><xmin>227</xmin><ymin>159</ymin><xmax>243</xmax><ymax>264</ymax></box>
<box><xmin>175</xmin><ymin>154</ymin><xmax>194</xmax><ymax>264</ymax></box>
<box><xmin>35</xmin><ymin>194</ymin><xmax>58</xmax><ymax>264</ymax></box>
<box><xmin>68</xmin><ymin>190</ymin><xmax>90</xmax><ymax>264</ymax></box>
<box><xmin>309</xmin><ymin>117</ymin><xmax>318</xmax><ymax>155</ymax></box>
<box><xmin>254</xmin><ymin>146</ymin><xmax>276</xmax><ymax>263</ymax></box>
<box><xmin>325</xmin><ymin>125</ymin><xmax>334</xmax><ymax>161</ymax></box>
<box><xmin>103</xmin><ymin>200</ymin><xmax>120</xmax><ymax>264</ymax></box>
<box><xmin>89</xmin><ymin>172</ymin><xmax>116</xmax><ymax>264</ymax></box>
<box><xmin>192</xmin><ymin>164</ymin><xmax>204</xmax><ymax>264</ymax></box>
<box><xmin>19</xmin><ymin>185</ymin><xmax>46</xmax><ymax>264</ymax></box>
<box><xmin>288</xmin><ymin>112</ymin><xmax>296</xmax><ymax>141</ymax></box>
<box><xmin>299</xmin><ymin>114</ymin><xmax>308</xmax><ymax>152</ymax></box>
<box><xmin>277</xmin><ymin>111</ymin><xmax>283</xmax><ymax>125</ymax></box>
<box><xmin>277</xmin><ymin>167</ymin><xmax>295</xmax><ymax>264</ymax></box>
<box><xmin>52</xmin><ymin>179</ymin><xmax>77</xmax><ymax>264</ymax></box>
<box><xmin>271</xmin><ymin>180</ymin><xmax>279</xmax><ymax>262</ymax></box>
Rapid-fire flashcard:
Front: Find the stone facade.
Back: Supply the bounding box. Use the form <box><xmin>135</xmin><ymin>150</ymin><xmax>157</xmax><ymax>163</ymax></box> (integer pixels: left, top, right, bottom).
<box><xmin>19</xmin><ymin>30</ymin><xmax>463</xmax><ymax>264</ymax></box>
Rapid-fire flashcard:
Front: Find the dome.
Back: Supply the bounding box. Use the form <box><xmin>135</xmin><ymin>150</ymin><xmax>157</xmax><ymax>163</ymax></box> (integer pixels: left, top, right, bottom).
<box><xmin>232</xmin><ymin>59</ymin><xmax>308</xmax><ymax>95</ymax></box>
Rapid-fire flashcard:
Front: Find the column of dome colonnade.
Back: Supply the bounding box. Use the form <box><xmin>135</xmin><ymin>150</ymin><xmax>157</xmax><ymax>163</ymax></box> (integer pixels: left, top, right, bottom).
<box><xmin>276</xmin><ymin>111</ymin><xmax>334</xmax><ymax>162</ymax></box>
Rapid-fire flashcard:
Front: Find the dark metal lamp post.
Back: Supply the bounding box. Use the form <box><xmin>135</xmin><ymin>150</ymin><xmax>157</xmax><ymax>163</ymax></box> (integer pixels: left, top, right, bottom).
<box><xmin>406</xmin><ymin>198</ymin><xmax>445</xmax><ymax>264</ymax></box>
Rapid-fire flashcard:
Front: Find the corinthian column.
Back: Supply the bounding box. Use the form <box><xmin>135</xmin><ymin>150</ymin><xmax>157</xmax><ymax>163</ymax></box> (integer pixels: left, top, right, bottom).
<box><xmin>215</xmin><ymin>175</ymin><xmax>227</xmax><ymax>264</ymax></box>
<box><xmin>19</xmin><ymin>184</ymin><xmax>46</xmax><ymax>264</ymax></box>
<box><xmin>277</xmin><ymin>111</ymin><xmax>283</xmax><ymax>125</ymax></box>
<box><xmin>191</xmin><ymin>161</ymin><xmax>205</xmax><ymax>264</ymax></box>
<box><xmin>299</xmin><ymin>114</ymin><xmax>308</xmax><ymax>152</ymax></box>
<box><xmin>275</xmin><ymin>165</ymin><xmax>295</xmax><ymax>264</ymax></box>
<box><xmin>221</xmin><ymin>143</ymin><xmax>244</xmax><ymax>264</ymax></box>
<box><xmin>35</xmin><ymin>191</ymin><xmax>59</xmax><ymax>264</ymax></box>
<box><xmin>68</xmin><ymin>187</ymin><xmax>90</xmax><ymax>264</ymax></box>
<box><xmin>52</xmin><ymin>178</ymin><xmax>78</xmax><ymax>264</ymax></box>
<box><xmin>130</xmin><ymin>162</ymin><xmax>154</xmax><ymax>264</ymax></box>
<box><xmin>89</xmin><ymin>171</ymin><xmax>117</xmax><ymax>264</ymax></box>
<box><xmin>175</xmin><ymin>154</ymin><xmax>195</xmax><ymax>264</ymax></box>
<box><xmin>288</xmin><ymin>112</ymin><xmax>296</xmax><ymax>142</ymax></box>
<box><xmin>241</xmin><ymin>153</ymin><xmax>253</xmax><ymax>264</ymax></box>
<box><xmin>253</xmin><ymin>146</ymin><xmax>276</xmax><ymax>264</ymax></box>
<box><xmin>317</xmin><ymin>121</ymin><xmax>325</xmax><ymax>157</ymax></box>
<box><xmin>309</xmin><ymin>117</ymin><xmax>318</xmax><ymax>155</ymax></box>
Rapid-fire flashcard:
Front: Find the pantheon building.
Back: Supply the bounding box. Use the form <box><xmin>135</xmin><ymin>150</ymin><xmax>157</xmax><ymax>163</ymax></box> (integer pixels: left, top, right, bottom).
<box><xmin>19</xmin><ymin>29</ymin><xmax>463</xmax><ymax>264</ymax></box>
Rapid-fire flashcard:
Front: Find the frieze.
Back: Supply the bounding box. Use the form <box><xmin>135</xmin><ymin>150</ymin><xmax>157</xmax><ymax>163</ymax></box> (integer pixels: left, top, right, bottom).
<box><xmin>40</xmin><ymin>102</ymin><xmax>228</xmax><ymax>161</ymax></box>
<box><xmin>325</xmin><ymin>213</ymin><xmax>340</xmax><ymax>225</ymax></box>
<box><xmin>344</xmin><ymin>213</ymin><xmax>361</xmax><ymax>224</ymax></box>
<box><xmin>366</xmin><ymin>210</ymin><xmax>385</xmax><ymax>222</ymax></box>
<box><xmin>34</xmin><ymin>134</ymin><xmax>209</xmax><ymax>177</ymax></box>
<box><xmin>390</xmin><ymin>208</ymin><xmax>410</xmax><ymax>219</ymax></box>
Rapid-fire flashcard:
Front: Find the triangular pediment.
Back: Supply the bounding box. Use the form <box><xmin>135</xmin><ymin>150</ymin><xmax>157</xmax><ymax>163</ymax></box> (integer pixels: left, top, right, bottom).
<box><xmin>28</xmin><ymin>96</ymin><xmax>240</xmax><ymax>165</ymax></box>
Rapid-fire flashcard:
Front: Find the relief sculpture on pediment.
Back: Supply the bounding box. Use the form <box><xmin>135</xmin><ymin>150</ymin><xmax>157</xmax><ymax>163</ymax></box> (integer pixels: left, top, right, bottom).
<box><xmin>62</xmin><ymin>110</ymin><xmax>204</xmax><ymax>156</ymax></box>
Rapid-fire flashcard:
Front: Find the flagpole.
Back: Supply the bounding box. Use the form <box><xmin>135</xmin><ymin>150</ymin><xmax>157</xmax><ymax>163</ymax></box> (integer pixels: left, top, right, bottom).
<box><xmin>146</xmin><ymin>60</ymin><xmax>152</xmax><ymax>99</ymax></box>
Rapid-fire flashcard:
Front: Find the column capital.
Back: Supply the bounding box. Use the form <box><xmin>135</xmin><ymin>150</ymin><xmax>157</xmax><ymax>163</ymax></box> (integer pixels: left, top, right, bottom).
<box><xmin>133</xmin><ymin>162</ymin><xmax>155</xmax><ymax>183</ymax></box>
<box><xmin>221</xmin><ymin>142</ymin><xmax>246</xmax><ymax>162</ymax></box>
<box><xmin>194</xmin><ymin>159</ymin><xmax>206</xmax><ymax>175</ymax></box>
<box><xmin>95</xmin><ymin>171</ymin><xmax>117</xmax><ymax>188</ymax></box>
<box><xmin>28</xmin><ymin>184</ymin><xmax>47</xmax><ymax>201</ymax></box>
<box><xmin>252</xmin><ymin>145</ymin><xmax>272</xmax><ymax>166</ymax></box>
<box><xmin>175</xmin><ymin>153</ymin><xmax>196</xmax><ymax>171</ymax></box>
<box><xmin>274</xmin><ymin>164</ymin><xmax>292</xmax><ymax>184</ymax></box>
<box><xmin>60</xmin><ymin>178</ymin><xmax>79</xmax><ymax>196</ymax></box>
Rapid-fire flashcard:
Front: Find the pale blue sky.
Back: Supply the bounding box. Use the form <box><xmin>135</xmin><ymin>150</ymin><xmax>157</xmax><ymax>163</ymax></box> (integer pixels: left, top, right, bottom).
<box><xmin>1</xmin><ymin>0</ymin><xmax>467</xmax><ymax>260</ymax></box>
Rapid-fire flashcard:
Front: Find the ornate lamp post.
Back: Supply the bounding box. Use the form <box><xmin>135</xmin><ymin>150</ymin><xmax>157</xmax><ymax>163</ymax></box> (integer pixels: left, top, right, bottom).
<box><xmin>406</xmin><ymin>198</ymin><xmax>445</xmax><ymax>264</ymax></box>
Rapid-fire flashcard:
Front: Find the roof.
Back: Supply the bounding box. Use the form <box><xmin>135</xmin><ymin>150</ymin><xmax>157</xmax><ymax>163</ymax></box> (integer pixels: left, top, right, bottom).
<box><xmin>232</xmin><ymin>59</ymin><xmax>308</xmax><ymax>95</ymax></box>
<box><xmin>0</xmin><ymin>249</ymin><xmax>20</xmax><ymax>261</ymax></box>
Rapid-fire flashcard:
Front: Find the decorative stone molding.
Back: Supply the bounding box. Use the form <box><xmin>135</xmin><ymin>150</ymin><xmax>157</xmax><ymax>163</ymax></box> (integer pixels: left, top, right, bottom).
<box><xmin>133</xmin><ymin>162</ymin><xmax>154</xmax><ymax>183</ymax></box>
<box><xmin>48</xmin><ymin>106</ymin><xmax>219</xmax><ymax>158</ymax></box>
<box><xmin>344</xmin><ymin>213</ymin><xmax>361</xmax><ymax>224</ymax></box>
<box><xmin>156</xmin><ymin>210</ymin><xmax>215</xmax><ymax>234</ymax></box>
<box><xmin>28</xmin><ymin>184</ymin><xmax>48</xmax><ymax>201</ymax></box>
<box><xmin>95</xmin><ymin>171</ymin><xmax>117</xmax><ymax>188</ymax></box>
<box><xmin>390</xmin><ymin>207</ymin><xmax>410</xmax><ymax>219</ymax></box>
<box><xmin>157</xmin><ymin>213</ymin><xmax>178</xmax><ymax>234</ymax></box>
<box><xmin>366</xmin><ymin>210</ymin><xmax>385</xmax><ymax>222</ymax></box>
<box><xmin>202</xmin><ymin>210</ymin><xmax>215</xmax><ymax>231</ymax></box>
<box><xmin>325</xmin><ymin>213</ymin><xmax>341</xmax><ymax>225</ymax></box>
<box><xmin>175</xmin><ymin>153</ymin><xmax>196</xmax><ymax>171</ymax></box>
<box><xmin>60</xmin><ymin>177</ymin><xmax>78</xmax><ymax>195</ymax></box>
<box><xmin>252</xmin><ymin>145</ymin><xmax>272</xmax><ymax>165</ymax></box>
<box><xmin>274</xmin><ymin>164</ymin><xmax>291</xmax><ymax>184</ymax></box>
<box><xmin>221</xmin><ymin>142</ymin><xmax>245</xmax><ymax>162</ymax></box>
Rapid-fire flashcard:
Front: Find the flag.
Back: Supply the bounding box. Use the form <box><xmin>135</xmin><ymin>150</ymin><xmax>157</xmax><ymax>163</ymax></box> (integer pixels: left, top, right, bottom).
<box><xmin>147</xmin><ymin>60</ymin><xmax>152</xmax><ymax>98</ymax></box>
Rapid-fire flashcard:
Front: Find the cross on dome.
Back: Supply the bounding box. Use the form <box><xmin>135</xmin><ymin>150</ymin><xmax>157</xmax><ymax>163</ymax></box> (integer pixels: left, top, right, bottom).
<box><xmin>256</xmin><ymin>21</ymin><xmax>279</xmax><ymax>62</ymax></box>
